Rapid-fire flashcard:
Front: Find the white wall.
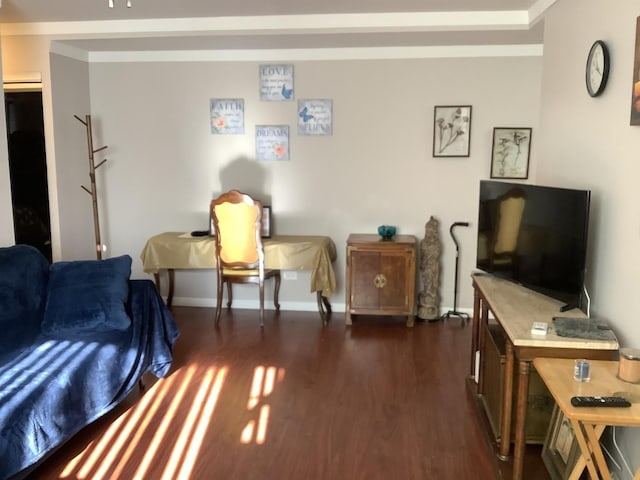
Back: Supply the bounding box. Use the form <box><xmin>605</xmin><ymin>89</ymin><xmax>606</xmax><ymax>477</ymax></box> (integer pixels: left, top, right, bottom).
<box><xmin>538</xmin><ymin>0</ymin><xmax>640</xmax><ymax>473</ymax></box>
<box><xmin>1</xmin><ymin>35</ymin><xmax>542</xmax><ymax>313</ymax></box>
<box><xmin>83</xmin><ymin>55</ymin><xmax>542</xmax><ymax>310</ymax></box>
<box><xmin>0</xmin><ymin>39</ymin><xmax>14</xmax><ymax>247</ymax></box>
<box><xmin>49</xmin><ymin>53</ymin><xmax>96</xmax><ymax>260</ymax></box>
<box><xmin>1</xmin><ymin>35</ymin><xmax>67</xmax><ymax>260</ymax></box>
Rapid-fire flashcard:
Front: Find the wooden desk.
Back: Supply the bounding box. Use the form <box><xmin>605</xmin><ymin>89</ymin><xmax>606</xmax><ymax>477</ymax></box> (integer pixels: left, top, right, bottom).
<box><xmin>140</xmin><ymin>232</ymin><xmax>337</xmax><ymax>322</ymax></box>
<box><xmin>470</xmin><ymin>274</ymin><xmax>619</xmax><ymax>480</ymax></box>
<box><xmin>534</xmin><ymin>358</ymin><xmax>640</xmax><ymax>480</ymax></box>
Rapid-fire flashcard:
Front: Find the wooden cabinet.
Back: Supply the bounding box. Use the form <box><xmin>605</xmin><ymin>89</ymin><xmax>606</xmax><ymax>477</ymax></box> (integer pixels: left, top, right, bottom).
<box><xmin>345</xmin><ymin>234</ymin><xmax>416</xmax><ymax>327</ymax></box>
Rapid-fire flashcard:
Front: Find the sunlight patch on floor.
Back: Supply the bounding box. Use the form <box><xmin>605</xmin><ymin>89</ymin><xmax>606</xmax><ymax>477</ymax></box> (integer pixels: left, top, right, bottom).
<box><xmin>241</xmin><ymin>365</ymin><xmax>284</xmax><ymax>445</ymax></box>
<box><xmin>57</xmin><ymin>364</ymin><xmax>227</xmax><ymax>479</ymax></box>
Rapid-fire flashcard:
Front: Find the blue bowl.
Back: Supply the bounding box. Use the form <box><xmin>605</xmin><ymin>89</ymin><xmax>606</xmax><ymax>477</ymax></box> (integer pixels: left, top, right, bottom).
<box><xmin>378</xmin><ymin>225</ymin><xmax>397</xmax><ymax>240</ymax></box>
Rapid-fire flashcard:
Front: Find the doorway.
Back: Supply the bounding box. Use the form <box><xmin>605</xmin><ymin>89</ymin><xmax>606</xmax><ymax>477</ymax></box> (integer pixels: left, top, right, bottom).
<box><xmin>4</xmin><ymin>90</ymin><xmax>52</xmax><ymax>262</ymax></box>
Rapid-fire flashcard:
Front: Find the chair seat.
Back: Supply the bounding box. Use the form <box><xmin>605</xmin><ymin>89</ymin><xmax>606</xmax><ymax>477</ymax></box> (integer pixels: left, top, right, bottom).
<box><xmin>222</xmin><ymin>268</ymin><xmax>279</xmax><ymax>277</ymax></box>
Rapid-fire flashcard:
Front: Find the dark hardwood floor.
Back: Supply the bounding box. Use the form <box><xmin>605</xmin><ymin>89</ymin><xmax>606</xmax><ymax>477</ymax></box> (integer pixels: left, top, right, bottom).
<box><xmin>26</xmin><ymin>308</ymin><xmax>551</xmax><ymax>479</ymax></box>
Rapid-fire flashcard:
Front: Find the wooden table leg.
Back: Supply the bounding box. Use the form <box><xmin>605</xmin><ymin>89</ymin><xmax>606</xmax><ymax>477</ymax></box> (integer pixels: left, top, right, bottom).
<box><xmin>471</xmin><ymin>288</ymin><xmax>480</xmax><ymax>378</ymax></box>
<box><xmin>512</xmin><ymin>359</ymin><xmax>531</xmax><ymax>480</ymax></box>
<box><xmin>567</xmin><ymin>423</ymin><xmax>606</xmax><ymax>480</ymax></box>
<box><xmin>585</xmin><ymin>423</ymin><xmax>611</xmax><ymax>479</ymax></box>
<box><xmin>167</xmin><ymin>268</ymin><xmax>175</xmax><ymax>307</ymax></box>
<box><xmin>153</xmin><ymin>269</ymin><xmax>174</xmax><ymax>307</ymax></box>
<box><xmin>477</xmin><ymin>302</ymin><xmax>489</xmax><ymax>393</ymax></box>
<box><xmin>153</xmin><ymin>273</ymin><xmax>161</xmax><ymax>296</ymax></box>
<box><xmin>570</xmin><ymin>419</ymin><xmax>602</xmax><ymax>479</ymax></box>
<box><xmin>316</xmin><ymin>292</ymin><xmax>332</xmax><ymax>326</ymax></box>
<box><xmin>498</xmin><ymin>340</ymin><xmax>515</xmax><ymax>461</ymax></box>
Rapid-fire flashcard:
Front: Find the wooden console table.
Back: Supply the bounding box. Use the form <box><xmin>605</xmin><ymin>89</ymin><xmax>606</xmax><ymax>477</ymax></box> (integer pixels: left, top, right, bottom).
<box><xmin>534</xmin><ymin>358</ymin><xmax>640</xmax><ymax>480</ymax></box>
<box><xmin>140</xmin><ymin>232</ymin><xmax>337</xmax><ymax>322</ymax></box>
<box><xmin>470</xmin><ymin>274</ymin><xmax>619</xmax><ymax>480</ymax></box>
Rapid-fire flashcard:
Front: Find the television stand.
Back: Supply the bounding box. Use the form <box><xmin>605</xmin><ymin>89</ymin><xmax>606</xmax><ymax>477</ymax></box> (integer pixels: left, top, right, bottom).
<box><xmin>469</xmin><ymin>274</ymin><xmax>618</xmax><ymax>480</ymax></box>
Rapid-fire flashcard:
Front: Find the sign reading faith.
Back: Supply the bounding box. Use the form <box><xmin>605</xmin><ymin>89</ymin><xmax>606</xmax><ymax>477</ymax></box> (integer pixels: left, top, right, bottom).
<box><xmin>298</xmin><ymin>99</ymin><xmax>333</xmax><ymax>136</ymax></box>
<box><xmin>210</xmin><ymin>98</ymin><xmax>244</xmax><ymax>134</ymax></box>
<box><xmin>256</xmin><ymin>125</ymin><xmax>290</xmax><ymax>161</ymax></box>
<box><xmin>259</xmin><ymin>64</ymin><xmax>294</xmax><ymax>101</ymax></box>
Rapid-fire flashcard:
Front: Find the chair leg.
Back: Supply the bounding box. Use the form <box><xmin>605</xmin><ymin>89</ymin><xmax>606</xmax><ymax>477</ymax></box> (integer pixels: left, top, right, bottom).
<box><xmin>259</xmin><ymin>279</ymin><xmax>265</xmax><ymax>328</ymax></box>
<box><xmin>226</xmin><ymin>282</ymin><xmax>233</xmax><ymax>308</ymax></box>
<box><xmin>273</xmin><ymin>273</ymin><xmax>281</xmax><ymax>311</ymax></box>
<box><xmin>215</xmin><ymin>276</ymin><xmax>224</xmax><ymax>325</ymax></box>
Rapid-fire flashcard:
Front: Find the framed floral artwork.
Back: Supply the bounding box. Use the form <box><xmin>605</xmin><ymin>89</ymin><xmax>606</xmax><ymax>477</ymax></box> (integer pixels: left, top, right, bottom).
<box><xmin>433</xmin><ymin>105</ymin><xmax>472</xmax><ymax>157</ymax></box>
<box><xmin>256</xmin><ymin>125</ymin><xmax>289</xmax><ymax>161</ymax></box>
<box><xmin>490</xmin><ymin>127</ymin><xmax>532</xmax><ymax>179</ymax></box>
<box><xmin>631</xmin><ymin>17</ymin><xmax>640</xmax><ymax>125</ymax></box>
<box><xmin>210</xmin><ymin>98</ymin><xmax>244</xmax><ymax>134</ymax></box>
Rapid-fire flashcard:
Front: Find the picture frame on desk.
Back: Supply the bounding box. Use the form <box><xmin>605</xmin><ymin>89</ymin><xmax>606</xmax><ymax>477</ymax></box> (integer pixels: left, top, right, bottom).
<box><xmin>542</xmin><ymin>405</ymin><xmax>581</xmax><ymax>480</ymax></box>
<box><xmin>261</xmin><ymin>206</ymin><xmax>272</xmax><ymax>238</ymax></box>
<box><xmin>209</xmin><ymin>205</ymin><xmax>271</xmax><ymax>238</ymax></box>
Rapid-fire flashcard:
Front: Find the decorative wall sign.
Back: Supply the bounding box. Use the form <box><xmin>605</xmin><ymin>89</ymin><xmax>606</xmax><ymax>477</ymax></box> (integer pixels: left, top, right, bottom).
<box><xmin>210</xmin><ymin>98</ymin><xmax>244</xmax><ymax>134</ymax></box>
<box><xmin>297</xmin><ymin>99</ymin><xmax>333</xmax><ymax>135</ymax></box>
<box><xmin>256</xmin><ymin>125</ymin><xmax>289</xmax><ymax>161</ymax></box>
<box><xmin>490</xmin><ymin>127</ymin><xmax>532</xmax><ymax>179</ymax></box>
<box><xmin>433</xmin><ymin>105</ymin><xmax>472</xmax><ymax>157</ymax></box>
<box><xmin>259</xmin><ymin>64</ymin><xmax>294</xmax><ymax>101</ymax></box>
<box><xmin>631</xmin><ymin>17</ymin><xmax>640</xmax><ymax>125</ymax></box>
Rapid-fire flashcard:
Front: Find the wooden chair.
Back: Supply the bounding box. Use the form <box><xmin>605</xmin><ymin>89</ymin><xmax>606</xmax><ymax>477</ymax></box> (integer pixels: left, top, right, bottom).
<box><xmin>210</xmin><ymin>190</ymin><xmax>281</xmax><ymax>327</ymax></box>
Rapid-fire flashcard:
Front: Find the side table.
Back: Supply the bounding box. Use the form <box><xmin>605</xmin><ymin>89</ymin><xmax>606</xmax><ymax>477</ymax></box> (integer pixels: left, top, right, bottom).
<box><xmin>534</xmin><ymin>358</ymin><xmax>640</xmax><ymax>480</ymax></box>
<box><xmin>345</xmin><ymin>233</ymin><xmax>416</xmax><ymax>327</ymax></box>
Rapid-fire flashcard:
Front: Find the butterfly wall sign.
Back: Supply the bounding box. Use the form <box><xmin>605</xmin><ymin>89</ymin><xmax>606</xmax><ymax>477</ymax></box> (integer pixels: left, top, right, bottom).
<box><xmin>298</xmin><ymin>99</ymin><xmax>333</xmax><ymax>136</ymax></box>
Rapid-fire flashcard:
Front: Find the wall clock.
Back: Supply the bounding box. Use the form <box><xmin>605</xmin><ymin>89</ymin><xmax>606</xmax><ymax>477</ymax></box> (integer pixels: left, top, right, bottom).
<box><xmin>586</xmin><ymin>40</ymin><xmax>610</xmax><ymax>97</ymax></box>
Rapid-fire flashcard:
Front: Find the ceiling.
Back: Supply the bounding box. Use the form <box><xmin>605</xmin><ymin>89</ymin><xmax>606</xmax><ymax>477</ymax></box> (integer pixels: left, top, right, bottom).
<box><xmin>0</xmin><ymin>0</ymin><xmax>550</xmax><ymax>54</ymax></box>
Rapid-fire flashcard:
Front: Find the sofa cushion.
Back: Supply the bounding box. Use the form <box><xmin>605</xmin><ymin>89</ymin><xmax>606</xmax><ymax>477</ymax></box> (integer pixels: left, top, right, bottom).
<box><xmin>41</xmin><ymin>255</ymin><xmax>132</xmax><ymax>334</ymax></box>
<box><xmin>0</xmin><ymin>245</ymin><xmax>50</xmax><ymax>349</ymax></box>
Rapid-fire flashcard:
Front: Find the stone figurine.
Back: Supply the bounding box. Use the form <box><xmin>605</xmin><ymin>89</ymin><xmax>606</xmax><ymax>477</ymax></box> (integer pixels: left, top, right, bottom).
<box><xmin>418</xmin><ymin>216</ymin><xmax>442</xmax><ymax>321</ymax></box>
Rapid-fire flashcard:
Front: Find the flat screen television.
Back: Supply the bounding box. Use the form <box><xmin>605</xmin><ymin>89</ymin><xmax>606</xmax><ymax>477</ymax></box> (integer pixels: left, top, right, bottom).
<box><xmin>476</xmin><ymin>180</ymin><xmax>591</xmax><ymax>312</ymax></box>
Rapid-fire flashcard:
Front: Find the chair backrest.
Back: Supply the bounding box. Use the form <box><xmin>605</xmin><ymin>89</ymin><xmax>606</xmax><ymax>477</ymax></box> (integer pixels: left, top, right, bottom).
<box><xmin>493</xmin><ymin>187</ymin><xmax>526</xmax><ymax>256</ymax></box>
<box><xmin>210</xmin><ymin>190</ymin><xmax>265</xmax><ymax>270</ymax></box>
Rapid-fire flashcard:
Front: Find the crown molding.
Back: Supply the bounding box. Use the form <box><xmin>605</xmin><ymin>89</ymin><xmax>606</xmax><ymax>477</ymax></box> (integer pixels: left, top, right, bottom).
<box><xmin>48</xmin><ymin>44</ymin><xmax>542</xmax><ymax>63</ymax></box>
<box><xmin>2</xmin><ymin>8</ymin><xmax>547</xmax><ymax>38</ymax></box>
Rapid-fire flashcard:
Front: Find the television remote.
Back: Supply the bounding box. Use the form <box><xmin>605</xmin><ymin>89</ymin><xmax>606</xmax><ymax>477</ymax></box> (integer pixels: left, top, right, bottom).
<box><xmin>570</xmin><ymin>396</ymin><xmax>631</xmax><ymax>408</ymax></box>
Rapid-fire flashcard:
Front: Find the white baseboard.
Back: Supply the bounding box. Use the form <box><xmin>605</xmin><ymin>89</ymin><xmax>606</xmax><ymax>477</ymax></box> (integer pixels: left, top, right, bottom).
<box><xmin>170</xmin><ymin>296</ymin><xmax>347</xmax><ymax>313</ymax></box>
<box><xmin>168</xmin><ymin>297</ymin><xmax>473</xmax><ymax>319</ymax></box>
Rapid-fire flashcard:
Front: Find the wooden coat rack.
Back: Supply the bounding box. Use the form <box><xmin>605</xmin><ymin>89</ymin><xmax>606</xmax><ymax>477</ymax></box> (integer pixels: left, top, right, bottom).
<box><xmin>74</xmin><ymin>114</ymin><xmax>108</xmax><ymax>260</ymax></box>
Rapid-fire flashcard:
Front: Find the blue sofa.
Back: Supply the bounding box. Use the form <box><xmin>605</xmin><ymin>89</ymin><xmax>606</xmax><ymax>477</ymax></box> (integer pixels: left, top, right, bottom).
<box><xmin>0</xmin><ymin>245</ymin><xmax>179</xmax><ymax>479</ymax></box>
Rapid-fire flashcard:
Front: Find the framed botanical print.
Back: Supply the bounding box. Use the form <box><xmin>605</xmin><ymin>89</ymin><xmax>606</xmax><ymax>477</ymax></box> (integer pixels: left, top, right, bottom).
<box><xmin>433</xmin><ymin>105</ymin><xmax>472</xmax><ymax>157</ymax></box>
<box><xmin>631</xmin><ymin>17</ymin><xmax>640</xmax><ymax>125</ymax></box>
<box><xmin>490</xmin><ymin>127</ymin><xmax>532</xmax><ymax>179</ymax></box>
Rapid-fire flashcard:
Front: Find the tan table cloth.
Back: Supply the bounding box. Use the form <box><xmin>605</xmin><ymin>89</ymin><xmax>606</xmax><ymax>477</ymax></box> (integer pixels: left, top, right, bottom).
<box><xmin>140</xmin><ymin>232</ymin><xmax>337</xmax><ymax>297</ymax></box>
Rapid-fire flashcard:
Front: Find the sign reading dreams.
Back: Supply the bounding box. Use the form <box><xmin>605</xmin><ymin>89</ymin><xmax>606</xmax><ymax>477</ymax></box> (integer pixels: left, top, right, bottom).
<box><xmin>256</xmin><ymin>125</ymin><xmax>289</xmax><ymax>161</ymax></box>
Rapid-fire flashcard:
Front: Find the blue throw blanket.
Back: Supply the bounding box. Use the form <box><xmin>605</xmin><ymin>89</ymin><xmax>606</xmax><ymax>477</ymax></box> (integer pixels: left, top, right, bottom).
<box><xmin>0</xmin><ymin>279</ymin><xmax>179</xmax><ymax>479</ymax></box>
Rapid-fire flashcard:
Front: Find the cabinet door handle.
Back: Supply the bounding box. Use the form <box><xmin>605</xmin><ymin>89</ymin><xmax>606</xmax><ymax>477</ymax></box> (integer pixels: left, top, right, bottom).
<box><xmin>374</xmin><ymin>273</ymin><xmax>387</xmax><ymax>289</ymax></box>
